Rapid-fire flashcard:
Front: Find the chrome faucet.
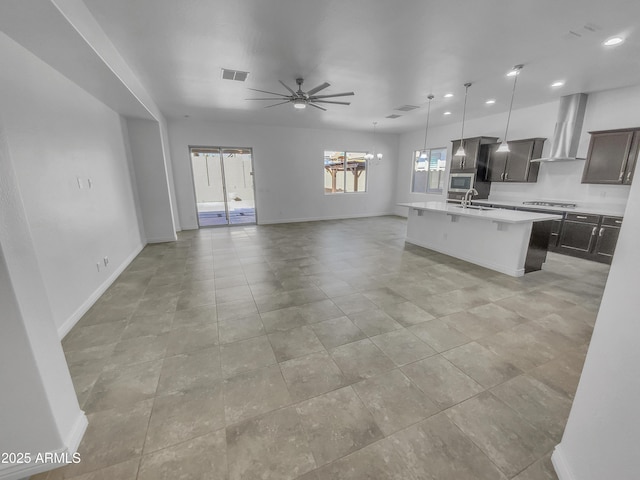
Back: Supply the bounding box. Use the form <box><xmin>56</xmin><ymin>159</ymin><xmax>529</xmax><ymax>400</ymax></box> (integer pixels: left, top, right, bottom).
<box><xmin>461</xmin><ymin>188</ymin><xmax>478</xmax><ymax>208</ymax></box>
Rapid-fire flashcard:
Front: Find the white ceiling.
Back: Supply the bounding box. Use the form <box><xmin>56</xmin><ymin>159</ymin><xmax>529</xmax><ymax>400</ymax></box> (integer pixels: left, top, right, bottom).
<box><xmin>78</xmin><ymin>0</ymin><xmax>640</xmax><ymax>132</ymax></box>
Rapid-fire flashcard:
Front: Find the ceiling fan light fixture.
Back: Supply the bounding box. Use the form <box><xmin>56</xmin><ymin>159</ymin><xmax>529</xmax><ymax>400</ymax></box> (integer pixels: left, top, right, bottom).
<box><xmin>293</xmin><ymin>98</ymin><xmax>307</xmax><ymax>109</ymax></box>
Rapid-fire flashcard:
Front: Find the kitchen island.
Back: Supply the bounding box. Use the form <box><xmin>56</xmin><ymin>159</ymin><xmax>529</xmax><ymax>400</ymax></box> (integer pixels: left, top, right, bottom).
<box><xmin>399</xmin><ymin>202</ymin><xmax>562</xmax><ymax>277</ymax></box>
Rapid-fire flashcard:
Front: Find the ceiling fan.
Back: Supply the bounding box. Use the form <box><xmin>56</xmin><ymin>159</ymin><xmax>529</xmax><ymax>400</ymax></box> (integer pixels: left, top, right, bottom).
<box><xmin>246</xmin><ymin>78</ymin><xmax>354</xmax><ymax>111</ymax></box>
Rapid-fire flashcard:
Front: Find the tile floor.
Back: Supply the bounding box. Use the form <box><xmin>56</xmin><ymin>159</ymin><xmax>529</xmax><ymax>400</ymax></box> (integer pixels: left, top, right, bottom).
<box><xmin>33</xmin><ymin>216</ymin><xmax>609</xmax><ymax>480</ymax></box>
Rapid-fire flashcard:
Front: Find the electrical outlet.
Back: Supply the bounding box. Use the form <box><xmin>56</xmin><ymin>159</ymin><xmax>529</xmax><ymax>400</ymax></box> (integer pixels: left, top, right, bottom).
<box><xmin>96</xmin><ymin>263</ymin><xmax>100</xmax><ymax>272</ymax></box>
<box><xmin>103</xmin><ymin>256</ymin><xmax>109</xmax><ymax>266</ymax></box>
<box><xmin>77</xmin><ymin>177</ymin><xmax>83</xmax><ymax>189</ymax></box>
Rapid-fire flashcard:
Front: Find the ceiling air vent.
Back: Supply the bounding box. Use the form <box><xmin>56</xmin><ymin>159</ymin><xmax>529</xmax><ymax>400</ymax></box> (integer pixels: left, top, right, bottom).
<box><xmin>221</xmin><ymin>69</ymin><xmax>249</xmax><ymax>81</ymax></box>
<box><xmin>395</xmin><ymin>105</ymin><xmax>419</xmax><ymax>112</ymax></box>
<box><xmin>386</xmin><ymin>114</ymin><xmax>402</xmax><ymax>119</ymax></box>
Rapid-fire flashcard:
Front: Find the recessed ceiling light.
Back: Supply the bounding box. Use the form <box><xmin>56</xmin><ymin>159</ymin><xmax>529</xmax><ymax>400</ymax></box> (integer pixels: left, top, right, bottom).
<box><xmin>485</xmin><ymin>99</ymin><xmax>496</xmax><ymax>104</ymax></box>
<box><xmin>551</xmin><ymin>81</ymin><xmax>565</xmax><ymax>88</ymax></box>
<box><xmin>444</xmin><ymin>93</ymin><xmax>454</xmax><ymax>98</ymax></box>
<box><xmin>603</xmin><ymin>36</ymin><xmax>624</xmax><ymax>46</ymax></box>
<box><xmin>443</xmin><ymin>111</ymin><xmax>452</xmax><ymax>115</ymax></box>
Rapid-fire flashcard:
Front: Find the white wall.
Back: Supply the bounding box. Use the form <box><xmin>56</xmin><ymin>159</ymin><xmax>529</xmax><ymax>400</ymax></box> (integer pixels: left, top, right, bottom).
<box><xmin>168</xmin><ymin>119</ymin><xmax>400</xmax><ymax>228</ymax></box>
<box><xmin>125</xmin><ymin>118</ymin><xmax>177</xmax><ymax>242</ymax></box>
<box><xmin>395</xmin><ymin>85</ymin><xmax>640</xmax><ymax>215</ymax></box>
<box><xmin>0</xmin><ymin>34</ymin><xmax>88</xmax><ymax>479</ymax></box>
<box><xmin>551</xmin><ymin>146</ymin><xmax>640</xmax><ymax>479</ymax></box>
<box><xmin>0</xmin><ymin>32</ymin><xmax>145</xmax><ymax>336</ymax></box>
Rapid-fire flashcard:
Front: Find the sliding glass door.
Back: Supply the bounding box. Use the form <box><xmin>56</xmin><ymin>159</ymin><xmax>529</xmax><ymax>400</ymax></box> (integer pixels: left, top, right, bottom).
<box><xmin>190</xmin><ymin>147</ymin><xmax>256</xmax><ymax>227</ymax></box>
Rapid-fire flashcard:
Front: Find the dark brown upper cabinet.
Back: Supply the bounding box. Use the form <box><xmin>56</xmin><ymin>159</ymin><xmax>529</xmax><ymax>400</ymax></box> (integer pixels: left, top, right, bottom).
<box><xmin>450</xmin><ymin>136</ymin><xmax>498</xmax><ymax>173</ymax></box>
<box><xmin>487</xmin><ymin>138</ymin><xmax>545</xmax><ymax>183</ymax></box>
<box><xmin>582</xmin><ymin>128</ymin><xmax>640</xmax><ymax>185</ymax></box>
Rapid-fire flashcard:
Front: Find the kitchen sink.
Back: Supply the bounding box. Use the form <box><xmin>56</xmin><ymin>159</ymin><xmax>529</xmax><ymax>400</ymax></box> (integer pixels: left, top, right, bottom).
<box><xmin>451</xmin><ymin>205</ymin><xmax>495</xmax><ymax>211</ymax></box>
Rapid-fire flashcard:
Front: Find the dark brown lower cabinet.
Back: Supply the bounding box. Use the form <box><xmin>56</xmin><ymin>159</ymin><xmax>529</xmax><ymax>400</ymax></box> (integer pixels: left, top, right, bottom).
<box><xmin>556</xmin><ymin>214</ymin><xmax>621</xmax><ymax>264</ymax></box>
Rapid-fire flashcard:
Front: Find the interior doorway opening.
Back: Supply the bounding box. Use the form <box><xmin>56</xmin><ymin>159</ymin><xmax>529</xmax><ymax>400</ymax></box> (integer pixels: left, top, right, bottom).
<box><xmin>190</xmin><ymin>146</ymin><xmax>256</xmax><ymax>227</ymax></box>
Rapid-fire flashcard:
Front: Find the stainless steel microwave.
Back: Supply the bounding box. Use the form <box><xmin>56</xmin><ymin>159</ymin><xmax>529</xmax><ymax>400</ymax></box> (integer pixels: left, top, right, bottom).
<box><xmin>448</xmin><ymin>173</ymin><xmax>475</xmax><ymax>192</ymax></box>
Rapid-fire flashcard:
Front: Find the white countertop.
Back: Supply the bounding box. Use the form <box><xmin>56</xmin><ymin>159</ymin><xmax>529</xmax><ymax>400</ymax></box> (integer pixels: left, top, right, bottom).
<box><xmin>472</xmin><ymin>199</ymin><xmax>626</xmax><ymax>217</ymax></box>
<box><xmin>398</xmin><ymin>202</ymin><xmax>562</xmax><ymax>224</ymax></box>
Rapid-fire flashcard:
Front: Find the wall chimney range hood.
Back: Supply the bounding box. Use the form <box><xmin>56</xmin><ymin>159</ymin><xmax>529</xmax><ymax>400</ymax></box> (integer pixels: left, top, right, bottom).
<box><xmin>531</xmin><ymin>93</ymin><xmax>588</xmax><ymax>162</ymax></box>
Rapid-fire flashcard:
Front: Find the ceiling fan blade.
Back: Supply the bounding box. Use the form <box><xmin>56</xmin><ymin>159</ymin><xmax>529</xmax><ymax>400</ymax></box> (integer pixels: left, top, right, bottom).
<box><xmin>248</xmin><ymin>87</ymin><xmax>290</xmax><ymax>96</ymax></box>
<box><xmin>312</xmin><ymin>100</ymin><xmax>351</xmax><ymax>105</ymax></box>
<box><xmin>309</xmin><ymin>91</ymin><xmax>355</xmax><ymax>99</ymax></box>
<box><xmin>263</xmin><ymin>100</ymin><xmax>292</xmax><ymax>108</ymax></box>
<box><xmin>306</xmin><ymin>82</ymin><xmax>331</xmax><ymax>96</ymax></box>
<box><xmin>278</xmin><ymin>80</ymin><xmax>297</xmax><ymax>96</ymax></box>
<box><xmin>308</xmin><ymin>103</ymin><xmax>327</xmax><ymax>111</ymax></box>
<box><xmin>246</xmin><ymin>97</ymin><xmax>289</xmax><ymax>100</ymax></box>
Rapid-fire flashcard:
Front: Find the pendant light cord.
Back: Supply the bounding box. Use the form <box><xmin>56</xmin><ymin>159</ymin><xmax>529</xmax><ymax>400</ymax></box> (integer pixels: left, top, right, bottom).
<box><xmin>422</xmin><ymin>95</ymin><xmax>434</xmax><ymax>152</ymax></box>
<box><xmin>503</xmin><ymin>65</ymin><xmax>522</xmax><ymax>143</ymax></box>
<box><xmin>460</xmin><ymin>83</ymin><xmax>471</xmax><ymax>150</ymax></box>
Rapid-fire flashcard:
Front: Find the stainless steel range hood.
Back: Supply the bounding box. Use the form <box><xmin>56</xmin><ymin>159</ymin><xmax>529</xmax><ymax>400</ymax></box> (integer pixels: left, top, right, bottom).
<box><xmin>531</xmin><ymin>93</ymin><xmax>588</xmax><ymax>162</ymax></box>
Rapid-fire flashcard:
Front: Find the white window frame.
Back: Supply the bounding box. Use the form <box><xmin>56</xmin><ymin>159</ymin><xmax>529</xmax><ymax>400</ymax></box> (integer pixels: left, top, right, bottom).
<box><xmin>324</xmin><ymin>150</ymin><xmax>368</xmax><ymax>194</ymax></box>
<box><xmin>411</xmin><ymin>147</ymin><xmax>447</xmax><ymax>194</ymax></box>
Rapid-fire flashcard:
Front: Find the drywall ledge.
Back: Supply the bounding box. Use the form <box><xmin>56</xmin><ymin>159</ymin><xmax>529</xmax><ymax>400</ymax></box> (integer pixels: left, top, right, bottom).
<box><xmin>0</xmin><ymin>412</ymin><xmax>87</xmax><ymax>480</ymax></box>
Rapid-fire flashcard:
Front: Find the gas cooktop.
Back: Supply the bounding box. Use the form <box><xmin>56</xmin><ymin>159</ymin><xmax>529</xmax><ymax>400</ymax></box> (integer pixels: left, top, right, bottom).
<box><xmin>522</xmin><ymin>201</ymin><xmax>577</xmax><ymax>208</ymax></box>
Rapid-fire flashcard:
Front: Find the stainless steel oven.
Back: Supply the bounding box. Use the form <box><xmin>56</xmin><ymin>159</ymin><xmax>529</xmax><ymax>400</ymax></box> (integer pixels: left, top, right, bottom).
<box><xmin>448</xmin><ymin>173</ymin><xmax>475</xmax><ymax>193</ymax></box>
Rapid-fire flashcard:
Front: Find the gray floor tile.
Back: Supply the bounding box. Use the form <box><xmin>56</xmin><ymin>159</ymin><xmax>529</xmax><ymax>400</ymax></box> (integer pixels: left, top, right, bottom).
<box><xmin>329</xmin><ymin>338</ymin><xmax>396</xmax><ymax>383</ymax></box>
<box><xmin>296</xmin><ymin>386</ymin><xmax>383</xmax><ymax>466</ymax></box>
<box><xmin>440</xmin><ymin>303</ymin><xmax>525</xmax><ymax>340</ymax></box>
<box><xmin>370</xmin><ymin>329</ymin><xmax>436</xmax><ymax>366</ymax></box>
<box><xmin>313</xmin><ymin>437</ymin><xmax>417</xmax><ymax>480</ymax></box>
<box><xmin>408</xmin><ymin>319</ymin><xmax>471</xmax><ymax>352</ymax></box>
<box><xmin>144</xmin><ymin>382</ymin><xmax>225</xmax><ymax>453</ymax></box>
<box><xmin>84</xmin><ymin>360</ymin><xmax>163</xmax><ymax>413</ymax></box>
<box><xmin>280</xmin><ymin>351</ymin><xmax>347</xmax><ymax>402</ymax></box>
<box><xmin>389</xmin><ymin>413</ymin><xmax>508</xmax><ymax>480</ymax></box>
<box><xmin>443</xmin><ymin>342</ymin><xmax>522</xmax><ymax>388</ymax></box>
<box><xmin>401</xmin><ymin>356</ymin><xmax>484</xmax><ymax>409</ymax></box>
<box><xmin>352</xmin><ymin>369</ymin><xmax>439</xmax><ymax>435</ymax></box>
<box><xmin>157</xmin><ymin>346</ymin><xmax>221</xmax><ymax>395</ymax></box>
<box><xmin>348</xmin><ymin>309</ymin><xmax>403</xmax><ymax>337</ymax></box>
<box><xmin>490</xmin><ymin>375</ymin><xmax>573</xmax><ymax>442</ymax></box>
<box><xmin>380</xmin><ymin>301</ymin><xmax>435</xmax><ymax>327</ymax></box>
<box><xmin>218</xmin><ymin>314</ymin><xmax>265</xmax><ymax>344</ymax></box>
<box><xmin>311</xmin><ymin>316</ymin><xmax>366</xmax><ymax>349</ymax></box>
<box><xmin>220</xmin><ymin>335</ymin><xmax>277</xmax><ymax>377</ymax></box>
<box><xmin>166</xmin><ymin>324</ymin><xmax>218</xmax><ymax>356</ymax></box>
<box><xmin>138</xmin><ymin>430</ymin><xmax>227</xmax><ymax>480</ymax></box>
<box><xmin>446</xmin><ymin>392</ymin><xmax>556</xmax><ymax>477</ymax></box>
<box><xmin>224</xmin><ymin>364</ymin><xmax>292</xmax><ymax>425</ymax></box>
<box><xmin>333</xmin><ymin>293</ymin><xmax>379</xmax><ymax>316</ymax></box>
<box><xmin>55</xmin><ymin>217</ymin><xmax>605</xmax><ymax>480</ymax></box>
<box><xmin>226</xmin><ymin>407</ymin><xmax>315</xmax><ymax>480</ymax></box>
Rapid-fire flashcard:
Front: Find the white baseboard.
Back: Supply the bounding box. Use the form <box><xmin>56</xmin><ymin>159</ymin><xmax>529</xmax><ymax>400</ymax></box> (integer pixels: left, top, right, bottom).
<box><xmin>146</xmin><ymin>234</ymin><xmax>177</xmax><ymax>243</ymax></box>
<box><xmin>551</xmin><ymin>444</ymin><xmax>576</xmax><ymax>480</ymax></box>
<box><xmin>0</xmin><ymin>412</ymin><xmax>88</xmax><ymax>480</ymax></box>
<box><xmin>258</xmin><ymin>212</ymin><xmax>396</xmax><ymax>225</ymax></box>
<box><xmin>58</xmin><ymin>243</ymin><xmax>145</xmax><ymax>339</ymax></box>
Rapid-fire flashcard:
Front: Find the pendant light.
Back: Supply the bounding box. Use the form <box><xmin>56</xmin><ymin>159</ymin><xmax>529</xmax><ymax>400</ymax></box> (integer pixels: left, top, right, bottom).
<box><xmin>419</xmin><ymin>95</ymin><xmax>435</xmax><ymax>159</ymax></box>
<box><xmin>497</xmin><ymin>64</ymin><xmax>523</xmax><ymax>153</ymax></box>
<box><xmin>365</xmin><ymin>122</ymin><xmax>382</xmax><ymax>160</ymax></box>
<box><xmin>455</xmin><ymin>83</ymin><xmax>472</xmax><ymax>157</ymax></box>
